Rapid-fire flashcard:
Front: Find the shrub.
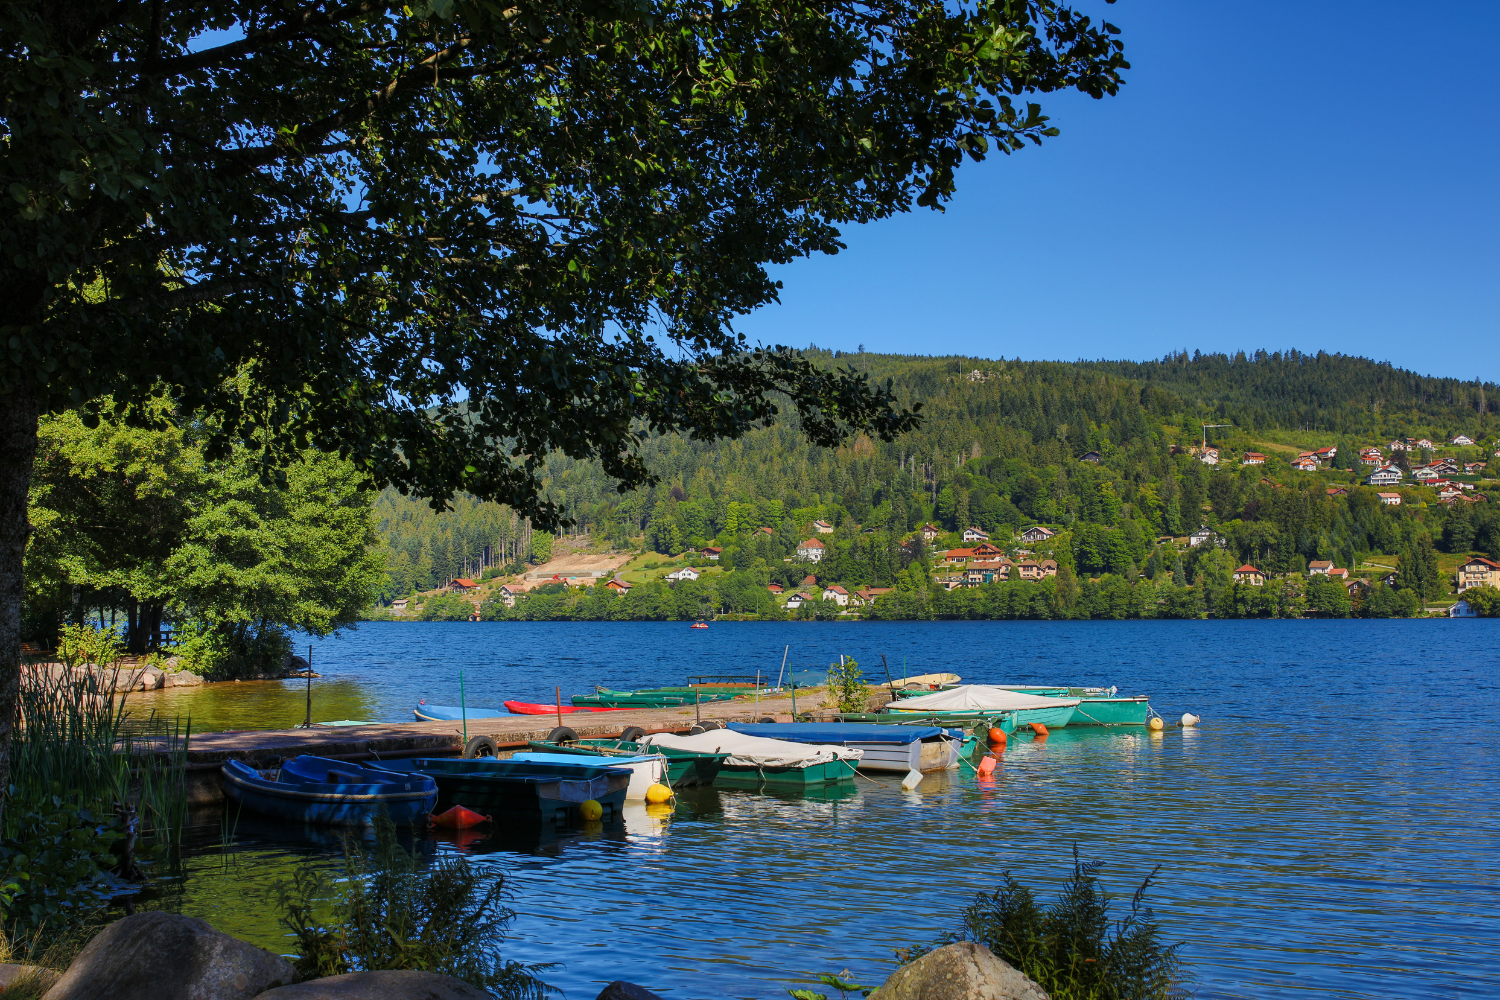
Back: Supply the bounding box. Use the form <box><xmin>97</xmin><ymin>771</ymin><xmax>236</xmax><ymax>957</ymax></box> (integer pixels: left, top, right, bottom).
<box><xmin>826</xmin><ymin>657</ymin><xmax>866</xmax><ymax>713</ymax></box>
<box><xmin>171</xmin><ymin>619</ymin><xmax>293</xmax><ymax>678</ymax></box>
<box><xmin>0</xmin><ymin>789</ymin><xmax>122</xmax><ymax>945</ymax></box>
<box><xmin>278</xmin><ymin>816</ymin><xmax>553</xmax><ymax>998</ymax></box>
<box><xmin>420</xmin><ymin>595</ymin><xmax>479</xmax><ymax>621</ymax></box>
<box><xmin>939</xmin><ymin>851</ymin><xmax>1187</xmax><ymax>1000</ymax></box>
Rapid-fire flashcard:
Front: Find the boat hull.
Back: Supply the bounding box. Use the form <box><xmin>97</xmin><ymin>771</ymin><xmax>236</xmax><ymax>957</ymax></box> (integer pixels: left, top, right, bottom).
<box><xmin>376</xmin><ymin>759</ymin><xmax>630</xmax><ymax>821</ymax></box>
<box><xmin>1010</xmin><ymin>705</ymin><xmax>1078</xmax><ymax>729</ymax></box>
<box><xmin>221</xmin><ymin>762</ymin><xmax>436</xmax><ymax>827</ymax></box>
<box><xmin>502</xmin><ymin>701</ymin><xmax>628</xmax><ymax>715</ymax></box>
<box><xmin>1066</xmin><ymin>696</ymin><xmax>1152</xmax><ymax>726</ymax></box>
<box><xmin>527</xmin><ymin>739</ymin><xmax>727</xmax><ymax>788</ymax></box>
<box><xmin>510</xmin><ymin>752</ymin><xmax>666</xmax><ymax>800</ymax></box>
<box><xmin>714</xmin><ymin>758</ymin><xmax>855</xmax><ymax>790</ymax></box>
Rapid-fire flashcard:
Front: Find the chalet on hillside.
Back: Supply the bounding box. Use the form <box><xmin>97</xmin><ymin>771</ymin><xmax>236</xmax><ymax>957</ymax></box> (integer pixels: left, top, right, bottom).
<box><xmin>1080</xmin><ymin>451</ymin><xmax>1103</xmax><ymax>464</ymax></box>
<box><xmin>1457</xmin><ymin>557</ymin><xmax>1500</xmax><ymax>593</ymax></box>
<box><xmin>1241</xmin><ymin>452</ymin><xmax>1266</xmax><ymax>465</ymax></box>
<box><xmin>447</xmin><ymin>578</ymin><xmax>479</xmax><ymax>592</ymax></box>
<box><xmin>853</xmin><ymin>587</ymin><xmax>893</xmax><ymax>605</ymax></box>
<box><xmin>822</xmin><ymin>585</ymin><xmax>850</xmax><ymax>607</ymax></box>
<box><xmin>391</xmin><ymin>598</ymin><xmax>409</xmax><ymax>612</ymax></box>
<box><xmin>1292</xmin><ymin>457</ymin><xmax>1318</xmax><ymax>472</ymax></box>
<box><xmin>1315</xmin><ymin>446</ymin><xmax>1337</xmax><ymax>462</ymax></box>
<box><xmin>962</xmin><ymin>527</ymin><xmax>990</xmax><ymax>543</ymax></box>
<box><xmin>1326</xmin><ymin>487</ymin><xmax>1350</xmax><ymax>497</ymax></box>
<box><xmin>812</xmin><ymin>520</ymin><xmax>834</xmax><ymax>534</ymax></box>
<box><xmin>1019</xmin><ymin>525</ymin><xmax>1055</xmax><ymax>544</ymax></box>
<box><xmin>1188</xmin><ymin>526</ymin><xmax>1221</xmax><ymax>547</ymax></box>
<box><xmin>943</xmin><ymin>548</ymin><xmax>975</xmax><ymax>564</ymax></box>
<box><xmin>665</xmin><ymin>566</ymin><xmax>701</xmax><ymax>581</ymax></box>
<box><xmin>700</xmin><ymin>546</ymin><xmax>722</xmax><ymax>561</ymax></box>
<box><xmin>757</xmin><ymin>526</ymin><xmax>774</xmax><ymax>535</ymax></box>
<box><xmin>1200</xmin><ymin>447</ymin><xmax>1220</xmax><ymax>466</ymax></box>
<box><xmin>605</xmin><ymin>578</ymin><xmax>633</xmax><ymax>594</ymax></box>
<box><xmin>785</xmin><ymin>592</ymin><xmax>811</xmax><ymax>610</ymax></box>
<box><xmin>1414</xmin><ymin>438</ymin><xmax>1435</xmax><ymax>450</ymax></box>
<box><xmin>767</xmin><ymin>583</ymin><xmax>784</xmax><ymax>595</ymax></box>
<box><xmin>1377</xmin><ymin>492</ymin><xmax>1402</xmax><ymax>506</ymax></box>
<box><xmin>919</xmin><ymin>523</ymin><xmax>941</xmax><ymax>542</ymax></box>
<box><xmin>796</xmin><ymin>538</ymin><xmax>826</xmax><ymax>563</ymax></box>
<box><xmin>801</xmin><ymin>574</ymin><xmax>818</xmax><ymax>588</ymax></box>
<box><xmin>1233</xmin><ymin>564</ymin><xmax>1265</xmax><ymax>586</ymax></box>
<box><xmin>1308</xmin><ymin>560</ymin><xmax>1332</xmax><ymax>575</ymax></box>
<box><xmin>1366</xmin><ymin>466</ymin><xmax>1402</xmax><ymax>486</ymax></box>
<box><xmin>1452</xmin><ymin>434</ymin><xmax>1475</xmax><ymax>446</ymax></box>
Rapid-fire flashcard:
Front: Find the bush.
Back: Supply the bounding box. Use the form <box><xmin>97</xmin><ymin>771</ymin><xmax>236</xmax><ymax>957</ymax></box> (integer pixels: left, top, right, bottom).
<box><xmin>171</xmin><ymin>619</ymin><xmax>293</xmax><ymax>678</ymax></box>
<box><xmin>826</xmin><ymin>657</ymin><xmax>866</xmax><ymax>713</ymax></box>
<box><xmin>278</xmin><ymin>816</ymin><xmax>553</xmax><ymax>998</ymax></box>
<box><xmin>0</xmin><ymin>788</ymin><xmax>122</xmax><ymax>945</ymax></box>
<box><xmin>420</xmin><ymin>595</ymin><xmax>479</xmax><ymax>621</ymax></box>
<box><xmin>923</xmin><ymin>851</ymin><xmax>1187</xmax><ymax>1000</ymax></box>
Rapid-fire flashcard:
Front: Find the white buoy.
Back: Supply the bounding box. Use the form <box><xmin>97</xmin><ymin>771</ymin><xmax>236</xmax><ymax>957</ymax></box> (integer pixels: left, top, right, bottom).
<box><xmin>901</xmin><ymin>769</ymin><xmax>923</xmax><ymax>790</ymax></box>
<box><xmin>1180</xmin><ymin>713</ymin><xmax>1200</xmax><ymax>727</ymax></box>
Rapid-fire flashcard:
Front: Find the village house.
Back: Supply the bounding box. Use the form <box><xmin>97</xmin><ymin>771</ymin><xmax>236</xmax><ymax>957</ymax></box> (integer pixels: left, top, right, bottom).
<box><xmin>1327</xmin><ymin>567</ymin><xmax>1349</xmax><ymax>580</ymax></box>
<box><xmin>447</xmin><ymin>578</ymin><xmax>479</xmax><ymax>592</ymax></box>
<box><xmin>1387</xmin><ymin>439</ymin><xmax>1407</xmax><ymax>451</ymax></box>
<box><xmin>391</xmin><ymin>598</ymin><xmax>409</xmax><ymax>612</ymax></box>
<box><xmin>796</xmin><ymin>537</ymin><xmax>826</xmax><ymax>562</ymax></box>
<box><xmin>1080</xmin><ymin>451</ymin><xmax>1103</xmax><ymax>464</ymax></box>
<box><xmin>854</xmin><ymin>587</ymin><xmax>893</xmax><ymax>605</ymax></box>
<box><xmin>942</xmin><ymin>547</ymin><xmax>975</xmax><ymax>565</ymax></box>
<box><xmin>1188</xmin><ymin>526</ymin><xmax>1222</xmax><ymax>547</ymax></box>
<box><xmin>1359</xmin><ymin>448</ymin><xmax>1383</xmax><ymax>466</ymax></box>
<box><xmin>1308</xmin><ymin>560</ymin><xmax>1332</xmax><ymax>575</ymax></box>
<box><xmin>1019</xmin><ymin>525</ymin><xmax>1056</xmax><ymax>544</ymax></box>
<box><xmin>495</xmin><ymin>585</ymin><xmax>519</xmax><ymax>607</ymax></box>
<box><xmin>766</xmin><ymin>583</ymin><xmax>784</xmax><ymax>595</ymax></box>
<box><xmin>1414</xmin><ymin>438</ymin><xmax>1435</xmax><ymax>450</ymax></box>
<box><xmin>1259</xmin><ymin>478</ymin><xmax>1282</xmax><ymax>489</ymax></box>
<box><xmin>665</xmin><ymin>566</ymin><xmax>701</xmax><ymax>581</ymax></box>
<box><xmin>1015</xmin><ymin>559</ymin><xmax>1057</xmax><ymax>581</ymax></box>
<box><xmin>1366</xmin><ymin>465</ymin><xmax>1402</xmax><ymax>486</ymax></box>
<box><xmin>1452</xmin><ymin>434</ymin><xmax>1475</xmax><ymax>446</ymax></box>
<box><xmin>605</xmin><ymin>578</ymin><xmax>632</xmax><ymax>594</ymax></box>
<box><xmin>1315</xmin><ymin>445</ymin><xmax>1337</xmax><ymax>463</ymax></box>
<box><xmin>821</xmin><ymin>585</ymin><xmax>850</xmax><ymax>607</ymax></box>
<box><xmin>919</xmin><ymin>523</ymin><xmax>942</xmax><ymax>542</ymax></box>
<box><xmin>757</xmin><ymin>525</ymin><xmax>774</xmax><ymax>535</ymax></box>
<box><xmin>784</xmin><ymin>592</ymin><xmax>811</xmax><ymax>610</ymax></box>
<box><xmin>812</xmin><ymin>519</ymin><xmax>835</xmax><ymax>534</ymax></box>
<box><xmin>1449</xmin><ymin>599</ymin><xmax>1477</xmax><ymax>618</ymax></box>
<box><xmin>1291</xmin><ymin>456</ymin><xmax>1318</xmax><ymax>472</ymax></box>
<box><xmin>1200</xmin><ymin>447</ymin><xmax>1220</xmax><ymax>466</ymax></box>
<box><xmin>1457</xmin><ymin>556</ymin><xmax>1500</xmax><ymax>593</ymax></box>
<box><xmin>1241</xmin><ymin>452</ymin><xmax>1266</xmax><ymax>465</ymax></box>
<box><xmin>962</xmin><ymin>527</ymin><xmax>990</xmax><ymax>543</ymax></box>
<box><xmin>1437</xmin><ymin>485</ymin><xmax>1464</xmax><ymax>504</ymax></box>
<box><xmin>1326</xmin><ymin>487</ymin><xmax>1350</xmax><ymax>497</ymax></box>
<box><xmin>801</xmin><ymin>574</ymin><xmax>818</xmax><ymax>588</ymax></box>
<box><xmin>1233</xmin><ymin>564</ymin><xmax>1266</xmax><ymax>586</ymax></box>
<box><xmin>1380</xmin><ymin>571</ymin><xmax>1399</xmax><ymax>588</ymax></box>
<box><xmin>1377</xmin><ymin>492</ymin><xmax>1402</xmax><ymax>506</ymax></box>
<box><xmin>1465</xmin><ymin>462</ymin><xmax>1487</xmax><ymax>474</ymax></box>
<box><xmin>1411</xmin><ymin>467</ymin><xmax>1440</xmax><ymax>482</ymax></box>
<box><xmin>700</xmin><ymin>546</ymin><xmax>722</xmax><ymax>561</ymax></box>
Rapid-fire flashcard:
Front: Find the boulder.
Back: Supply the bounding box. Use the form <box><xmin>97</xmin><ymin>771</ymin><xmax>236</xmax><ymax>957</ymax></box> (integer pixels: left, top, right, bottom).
<box><xmin>256</xmin><ymin>971</ymin><xmax>490</xmax><ymax>999</ymax></box>
<box><xmin>596</xmin><ymin>983</ymin><xmax>667</xmax><ymax>1000</ymax></box>
<box><xmin>281</xmin><ymin>654</ymin><xmax>311</xmax><ymax>677</ymax></box>
<box><xmin>0</xmin><ymin>962</ymin><xmax>60</xmax><ymax>993</ymax></box>
<box><xmin>41</xmin><ymin>912</ymin><xmax>295</xmax><ymax>1000</ymax></box>
<box><xmin>139</xmin><ymin>667</ymin><xmax>165</xmax><ymax>691</ymax></box>
<box><xmin>871</xmin><ymin>942</ymin><xmax>1049</xmax><ymax>1000</ymax></box>
<box><xmin>165</xmin><ymin>670</ymin><xmax>204</xmax><ymax>687</ymax></box>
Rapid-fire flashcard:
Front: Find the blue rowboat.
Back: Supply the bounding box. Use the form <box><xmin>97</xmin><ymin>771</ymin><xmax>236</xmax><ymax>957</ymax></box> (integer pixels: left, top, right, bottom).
<box><xmin>371</xmin><ymin>758</ymin><xmax>631</xmax><ymax>821</ymax></box>
<box><xmin>221</xmin><ymin>756</ymin><xmax>437</xmax><ymax>827</ymax></box>
<box><xmin>509</xmin><ymin>752</ymin><xmax>667</xmax><ymax>801</ymax></box>
<box><xmin>413</xmin><ymin>701</ymin><xmax>506</xmax><ymax>722</ymax></box>
<box><xmin>726</xmin><ymin>722</ymin><xmax>966</xmax><ymax>773</ymax></box>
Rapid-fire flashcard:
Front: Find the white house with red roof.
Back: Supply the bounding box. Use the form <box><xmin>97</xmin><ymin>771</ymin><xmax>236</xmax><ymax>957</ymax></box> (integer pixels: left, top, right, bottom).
<box><xmin>821</xmin><ymin>584</ymin><xmax>850</xmax><ymax>607</ymax></box>
<box><xmin>1233</xmin><ymin>564</ymin><xmax>1265</xmax><ymax>586</ymax></box>
<box><xmin>796</xmin><ymin>538</ymin><xmax>826</xmax><ymax>562</ymax></box>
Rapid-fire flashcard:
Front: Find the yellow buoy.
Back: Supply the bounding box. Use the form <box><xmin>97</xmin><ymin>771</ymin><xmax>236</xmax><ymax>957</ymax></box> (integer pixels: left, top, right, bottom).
<box><xmin>1148</xmin><ymin>717</ymin><xmax>1164</xmax><ymax>731</ymax></box>
<box><xmin>578</xmin><ymin>799</ymin><xmax>603</xmax><ymax>821</ymax></box>
<box><xmin>645</xmin><ymin>782</ymin><xmax>674</xmax><ymax>804</ymax></box>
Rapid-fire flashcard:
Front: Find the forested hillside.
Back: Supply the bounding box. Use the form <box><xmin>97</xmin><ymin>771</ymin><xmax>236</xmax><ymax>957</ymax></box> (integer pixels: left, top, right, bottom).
<box><xmin>377</xmin><ymin>350</ymin><xmax>1500</xmax><ymax>617</ymax></box>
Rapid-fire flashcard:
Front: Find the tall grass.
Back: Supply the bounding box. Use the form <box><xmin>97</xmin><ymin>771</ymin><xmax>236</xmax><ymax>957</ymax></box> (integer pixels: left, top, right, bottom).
<box><xmin>11</xmin><ymin>626</ymin><xmax>191</xmax><ymax>844</ymax></box>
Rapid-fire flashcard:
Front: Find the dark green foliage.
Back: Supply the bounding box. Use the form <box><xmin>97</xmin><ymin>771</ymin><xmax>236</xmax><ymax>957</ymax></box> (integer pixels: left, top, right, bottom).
<box><xmin>419</xmin><ymin>595</ymin><xmax>479</xmax><ymax>622</ymax></box>
<box><xmin>946</xmin><ymin>853</ymin><xmax>1186</xmax><ymax>1000</ymax></box>
<box><xmin>1460</xmin><ymin>585</ymin><xmax>1500</xmax><ymax>616</ymax></box>
<box><xmin>278</xmin><ymin>816</ymin><xmax>553</xmax><ymax>998</ymax></box>
<box><xmin>0</xmin><ymin>790</ymin><xmax>121</xmax><ymax>943</ymax></box>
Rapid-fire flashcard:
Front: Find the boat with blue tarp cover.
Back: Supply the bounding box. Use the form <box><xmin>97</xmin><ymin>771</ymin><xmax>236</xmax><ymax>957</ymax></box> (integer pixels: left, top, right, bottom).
<box><xmin>726</xmin><ymin>722</ymin><xmax>969</xmax><ymax>772</ymax></box>
<box><xmin>220</xmin><ymin>755</ymin><xmax>438</xmax><ymax>827</ymax></box>
<box><xmin>367</xmin><ymin>758</ymin><xmax>631</xmax><ymax>821</ymax></box>
<box><xmin>508</xmin><ymin>751</ymin><xmax>667</xmax><ymax>801</ymax></box>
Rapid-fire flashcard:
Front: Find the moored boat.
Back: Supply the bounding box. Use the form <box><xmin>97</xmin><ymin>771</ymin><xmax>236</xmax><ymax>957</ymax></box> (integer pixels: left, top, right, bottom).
<box><xmin>526</xmin><ymin>738</ymin><xmax>728</xmax><ymax>788</ymax></box>
<box><xmin>572</xmin><ymin>687</ymin><xmax>748</xmax><ymax>708</ymax></box>
<box><xmin>641</xmin><ymin>730</ymin><xmax>861</xmax><ymax>789</ymax></box>
<box><xmin>993</xmin><ymin>687</ymin><xmax>1153</xmax><ymax>725</ymax></box>
<box><xmin>371</xmin><ymin>758</ymin><xmax>630</xmax><ymax>821</ymax></box>
<box><xmin>726</xmin><ymin>722</ymin><xmax>965</xmax><ymax>773</ymax></box>
<box><xmin>221</xmin><ymin>756</ymin><xmax>438</xmax><ymax>827</ymax></box>
<box><xmin>503</xmin><ymin>701</ymin><xmax>630</xmax><ymax>715</ymax></box>
<box><xmin>414</xmin><ymin>701</ymin><xmax>506</xmax><ymax>722</ymax></box>
<box><xmin>888</xmin><ymin>685</ymin><xmax>1080</xmax><ymax>729</ymax></box>
<box><xmin>509</xmin><ymin>751</ymin><xmax>667</xmax><ymax>800</ymax></box>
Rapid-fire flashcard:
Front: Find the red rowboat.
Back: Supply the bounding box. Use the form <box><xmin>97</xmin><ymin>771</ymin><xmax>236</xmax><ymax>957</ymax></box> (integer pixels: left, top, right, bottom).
<box><xmin>503</xmin><ymin>700</ymin><xmax>631</xmax><ymax>716</ymax></box>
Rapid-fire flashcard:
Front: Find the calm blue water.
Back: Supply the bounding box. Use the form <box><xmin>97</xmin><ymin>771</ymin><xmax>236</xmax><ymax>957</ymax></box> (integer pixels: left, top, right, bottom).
<box><xmin>168</xmin><ymin>620</ymin><xmax>1500</xmax><ymax>999</ymax></box>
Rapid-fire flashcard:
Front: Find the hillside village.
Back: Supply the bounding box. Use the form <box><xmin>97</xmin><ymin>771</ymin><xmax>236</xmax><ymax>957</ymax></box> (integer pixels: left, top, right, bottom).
<box><xmin>377</xmin><ymin>425</ymin><xmax>1500</xmax><ymax>622</ymax></box>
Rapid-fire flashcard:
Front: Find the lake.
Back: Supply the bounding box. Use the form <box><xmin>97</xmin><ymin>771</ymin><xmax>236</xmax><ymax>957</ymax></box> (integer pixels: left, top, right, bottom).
<box><xmin>141</xmin><ymin>620</ymin><xmax>1500</xmax><ymax>999</ymax></box>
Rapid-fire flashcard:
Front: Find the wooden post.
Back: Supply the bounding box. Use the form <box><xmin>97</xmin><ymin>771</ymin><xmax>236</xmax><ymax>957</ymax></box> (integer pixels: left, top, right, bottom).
<box><xmin>303</xmin><ymin>644</ymin><xmax>312</xmax><ymax>728</ymax></box>
<box><xmin>556</xmin><ymin>685</ymin><xmax>563</xmax><ymax>729</ymax></box>
<box><xmin>460</xmin><ymin>669</ymin><xmax>468</xmax><ymax>745</ymax></box>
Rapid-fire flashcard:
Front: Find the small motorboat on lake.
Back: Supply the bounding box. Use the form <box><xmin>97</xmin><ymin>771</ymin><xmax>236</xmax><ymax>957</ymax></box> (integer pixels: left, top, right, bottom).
<box><xmin>503</xmin><ymin>701</ymin><xmax>630</xmax><ymax>715</ymax></box>
<box><xmin>525</xmin><ymin>738</ymin><xmax>729</xmax><ymax>788</ymax></box>
<box><xmin>727</xmin><ymin>722</ymin><xmax>970</xmax><ymax>773</ymax></box>
<box><xmin>369</xmin><ymin>758</ymin><xmax>631</xmax><ymax>821</ymax></box>
<box><xmin>641</xmin><ymin>730</ymin><xmax>861</xmax><ymax>790</ymax></box>
<box><xmin>572</xmin><ymin>686</ymin><xmax>749</xmax><ymax>708</ymax></box>
<box><xmin>509</xmin><ymin>751</ymin><xmax>667</xmax><ymax>800</ymax></box>
<box><xmin>690</xmin><ymin>621</ymin><xmax>709</xmax><ymax>629</ymax></box>
<box><xmin>414</xmin><ymin>701</ymin><xmax>506</xmax><ymax>722</ymax></box>
<box><xmin>221</xmin><ymin>755</ymin><xmax>437</xmax><ymax>827</ymax></box>
<box><xmin>995</xmin><ymin>686</ymin><xmax>1154</xmax><ymax>726</ymax></box>
<box><xmin>889</xmin><ymin>685</ymin><xmax>1080</xmax><ymax>729</ymax></box>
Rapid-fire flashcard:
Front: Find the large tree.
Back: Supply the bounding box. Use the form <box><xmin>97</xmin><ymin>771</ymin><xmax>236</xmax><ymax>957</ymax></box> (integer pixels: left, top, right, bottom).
<box><xmin>0</xmin><ymin>0</ymin><xmax>1126</xmax><ymax>805</ymax></box>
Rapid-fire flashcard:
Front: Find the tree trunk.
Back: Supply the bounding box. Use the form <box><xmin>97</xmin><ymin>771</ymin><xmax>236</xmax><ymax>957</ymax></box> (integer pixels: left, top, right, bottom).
<box><xmin>126</xmin><ymin>597</ymin><xmax>141</xmax><ymax>654</ymax></box>
<box><xmin>0</xmin><ymin>386</ymin><xmax>41</xmax><ymax>827</ymax></box>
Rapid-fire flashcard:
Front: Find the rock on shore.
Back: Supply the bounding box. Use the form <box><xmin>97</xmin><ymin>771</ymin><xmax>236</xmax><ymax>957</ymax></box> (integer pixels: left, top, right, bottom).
<box><xmin>256</xmin><ymin>970</ymin><xmax>490</xmax><ymax>999</ymax></box>
<box><xmin>41</xmin><ymin>912</ymin><xmax>295</xmax><ymax>1000</ymax></box>
<box><xmin>870</xmin><ymin>942</ymin><xmax>1050</xmax><ymax>1000</ymax></box>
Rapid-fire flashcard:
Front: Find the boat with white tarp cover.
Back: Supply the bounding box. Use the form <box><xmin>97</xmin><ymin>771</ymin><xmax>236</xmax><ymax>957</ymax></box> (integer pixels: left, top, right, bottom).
<box><xmin>888</xmin><ymin>685</ymin><xmax>1080</xmax><ymax>729</ymax></box>
<box><xmin>641</xmin><ymin>730</ymin><xmax>862</xmax><ymax>789</ymax></box>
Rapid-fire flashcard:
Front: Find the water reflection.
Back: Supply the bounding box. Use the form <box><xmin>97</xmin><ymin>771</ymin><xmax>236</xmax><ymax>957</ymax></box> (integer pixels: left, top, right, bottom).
<box><xmin>122</xmin><ymin>678</ymin><xmax>377</xmax><ymax>733</ymax></box>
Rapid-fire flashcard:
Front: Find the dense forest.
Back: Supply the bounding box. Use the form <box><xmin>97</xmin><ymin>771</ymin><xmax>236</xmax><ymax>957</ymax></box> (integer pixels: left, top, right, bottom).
<box><xmin>376</xmin><ymin>350</ymin><xmax>1500</xmax><ymax>618</ymax></box>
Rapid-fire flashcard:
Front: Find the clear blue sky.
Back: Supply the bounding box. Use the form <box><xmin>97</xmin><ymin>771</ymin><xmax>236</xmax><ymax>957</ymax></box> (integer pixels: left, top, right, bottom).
<box><xmin>734</xmin><ymin>1</ymin><xmax>1500</xmax><ymax>382</ymax></box>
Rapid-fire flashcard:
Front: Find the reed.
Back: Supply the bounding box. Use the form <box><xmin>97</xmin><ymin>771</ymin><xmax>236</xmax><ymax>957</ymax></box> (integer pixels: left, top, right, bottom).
<box><xmin>10</xmin><ymin>624</ymin><xmax>191</xmax><ymax>844</ymax></box>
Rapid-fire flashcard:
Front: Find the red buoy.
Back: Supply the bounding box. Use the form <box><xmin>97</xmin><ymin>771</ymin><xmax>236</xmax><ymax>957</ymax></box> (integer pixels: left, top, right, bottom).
<box><xmin>987</xmin><ymin>727</ymin><xmax>1008</xmax><ymax>748</ymax></box>
<box><xmin>1031</xmin><ymin>723</ymin><xmax>1050</xmax><ymax>738</ymax></box>
<box><xmin>977</xmin><ymin>755</ymin><xmax>997</xmax><ymax>775</ymax></box>
<box><xmin>432</xmin><ymin>804</ymin><xmax>491</xmax><ymax>828</ymax></box>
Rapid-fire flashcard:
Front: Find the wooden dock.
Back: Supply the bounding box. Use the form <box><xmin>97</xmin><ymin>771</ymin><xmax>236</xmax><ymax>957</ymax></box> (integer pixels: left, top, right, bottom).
<box><xmin>178</xmin><ymin>693</ymin><xmax>809</xmax><ymax>806</ymax></box>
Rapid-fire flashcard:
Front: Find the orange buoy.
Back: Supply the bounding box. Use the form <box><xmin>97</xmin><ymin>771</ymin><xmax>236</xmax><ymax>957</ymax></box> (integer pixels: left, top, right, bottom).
<box><xmin>432</xmin><ymin>804</ymin><xmax>491</xmax><ymax>829</ymax></box>
<box><xmin>977</xmin><ymin>755</ymin><xmax>997</xmax><ymax>775</ymax></box>
<box><xmin>1031</xmin><ymin>723</ymin><xmax>1050</xmax><ymax>738</ymax></box>
<box><xmin>987</xmin><ymin>727</ymin><xmax>1008</xmax><ymax>748</ymax></box>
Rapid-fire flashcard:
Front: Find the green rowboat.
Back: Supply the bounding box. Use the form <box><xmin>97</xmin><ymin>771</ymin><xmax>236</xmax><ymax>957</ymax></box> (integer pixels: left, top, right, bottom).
<box><xmin>525</xmin><ymin>738</ymin><xmax>728</xmax><ymax>788</ymax></box>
